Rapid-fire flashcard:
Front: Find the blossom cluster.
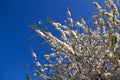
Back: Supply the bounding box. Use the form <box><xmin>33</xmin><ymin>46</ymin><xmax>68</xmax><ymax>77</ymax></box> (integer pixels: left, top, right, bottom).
<box><xmin>26</xmin><ymin>0</ymin><xmax>120</xmax><ymax>80</ymax></box>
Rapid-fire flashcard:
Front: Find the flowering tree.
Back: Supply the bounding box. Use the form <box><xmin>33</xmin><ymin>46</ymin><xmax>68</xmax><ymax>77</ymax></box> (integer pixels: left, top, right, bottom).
<box><xmin>25</xmin><ymin>0</ymin><xmax>120</xmax><ymax>80</ymax></box>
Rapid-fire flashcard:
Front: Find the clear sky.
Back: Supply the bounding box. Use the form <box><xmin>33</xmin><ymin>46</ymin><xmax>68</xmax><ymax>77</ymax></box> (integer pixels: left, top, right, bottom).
<box><xmin>0</xmin><ymin>0</ymin><xmax>102</xmax><ymax>80</ymax></box>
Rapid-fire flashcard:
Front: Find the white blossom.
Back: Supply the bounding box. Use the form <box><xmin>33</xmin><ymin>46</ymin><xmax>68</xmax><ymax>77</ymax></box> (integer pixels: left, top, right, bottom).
<box><xmin>68</xmin><ymin>18</ymin><xmax>73</xmax><ymax>26</ymax></box>
<box><xmin>44</xmin><ymin>54</ymin><xmax>50</xmax><ymax>60</ymax></box>
<box><xmin>50</xmin><ymin>53</ymin><xmax>56</xmax><ymax>57</ymax></box>
<box><xmin>93</xmin><ymin>2</ymin><xmax>101</xmax><ymax>9</ymax></box>
<box><xmin>67</xmin><ymin>9</ymin><xmax>71</xmax><ymax>17</ymax></box>
<box><xmin>104</xmin><ymin>72</ymin><xmax>112</xmax><ymax>77</ymax></box>
<box><xmin>36</xmin><ymin>62</ymin><xmax>41</xmax><ymax>67</ymax></box>
<box><xmin>61</xmin><ymin>25</ymin><xmax>69</xmax><ymax>29</ymax></box>
<box><xmin>36</xmin><ymin>30</ymin><xmax>46</xmax><ymax>37</ymax></box>
<box><xmin>75</xmin><ymin>21</ymin><xmax>82</xmax><ymax>27</ymax></box>
<box><xmin>69</xmin><ymin>30</ymin><xmax>78</xmax><ymax>38</ymax></box>
<box><xmin>107</xmin><ymin>52</ymin><xmax>113</xmax><ymax>58</ymax></box>
<box><xmin>52</xmin><ymin>22</ymin><xmax>59</xmax><ymax>29</ymax></box>
<box><xmin>32</xmin><ymin>51</ymin><xmax>37</xmax><ymax>60</ymax></box>
<box><xmin>81</xmin><ymin>19</ymin><xmax>86</xmax><ymax>25</ymax></box>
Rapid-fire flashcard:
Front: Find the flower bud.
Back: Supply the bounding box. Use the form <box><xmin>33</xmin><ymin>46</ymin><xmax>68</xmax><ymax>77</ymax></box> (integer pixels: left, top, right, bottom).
<box><xmin>32</xmin><ymin>52</ymin><xmax>37</xmax><ymax>60</ymax></box>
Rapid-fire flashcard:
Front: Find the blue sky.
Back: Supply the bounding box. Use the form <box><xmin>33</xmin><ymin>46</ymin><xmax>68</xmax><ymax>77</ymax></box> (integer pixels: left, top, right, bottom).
<box><xmin>0</xmin><ymin>0</ymin><xmax>102</xmax><ymax>80</ymax></box>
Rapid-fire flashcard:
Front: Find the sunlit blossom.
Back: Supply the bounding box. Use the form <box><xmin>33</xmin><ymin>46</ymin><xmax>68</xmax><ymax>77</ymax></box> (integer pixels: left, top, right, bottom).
<box><xmin>27</xmin><ymin>0</ymin><xmax>120</xmax><ymax>80</ymax></box>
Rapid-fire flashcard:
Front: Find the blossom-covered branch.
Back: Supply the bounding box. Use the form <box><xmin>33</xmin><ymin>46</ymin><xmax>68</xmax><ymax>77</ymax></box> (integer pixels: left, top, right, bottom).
<box><xmin>26</xmin><ymin>0</ymin><xmax>120</xmax><ymax>80</ymax></box>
